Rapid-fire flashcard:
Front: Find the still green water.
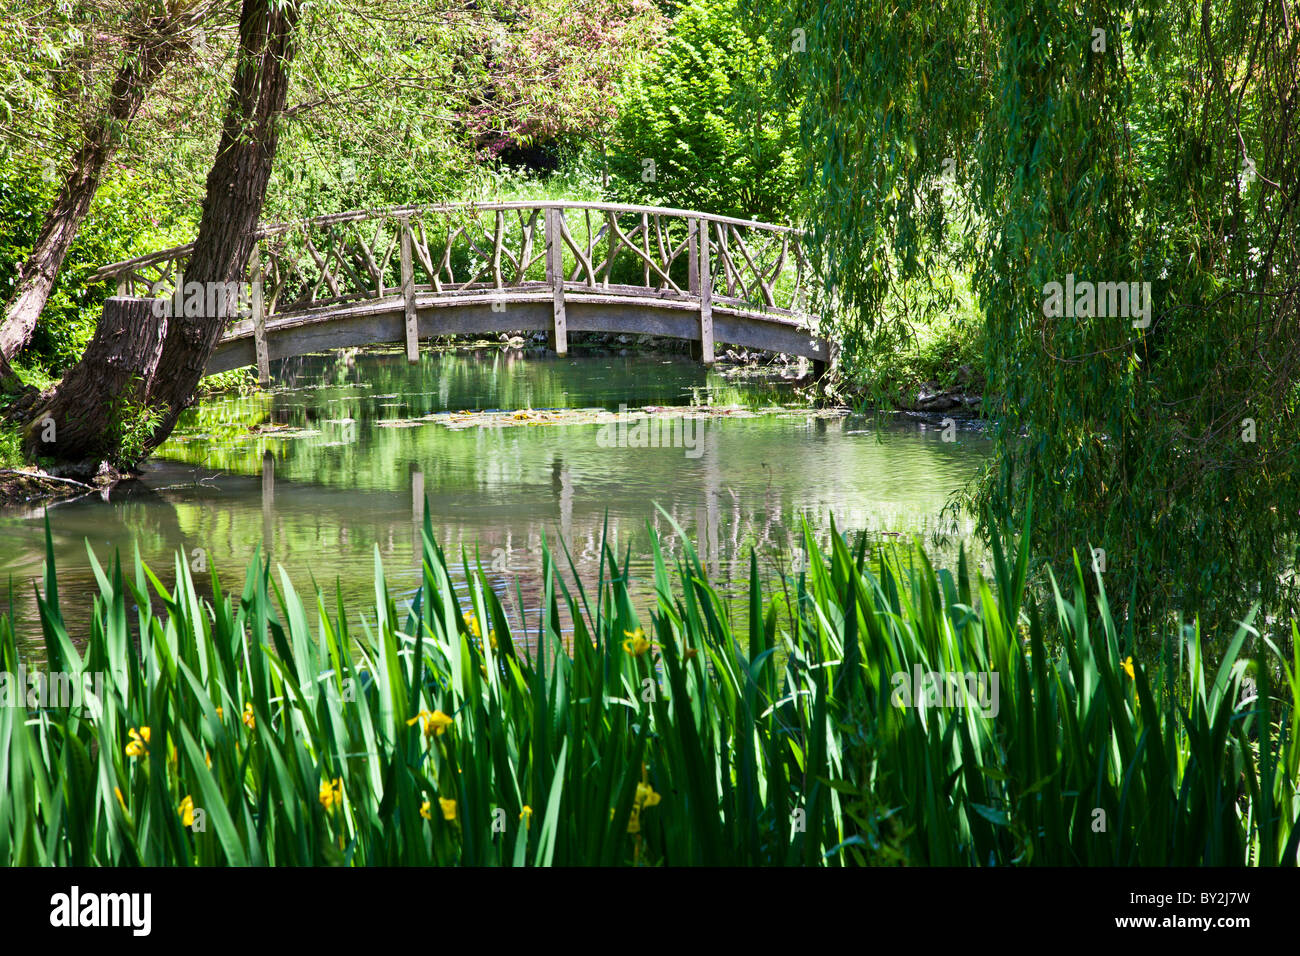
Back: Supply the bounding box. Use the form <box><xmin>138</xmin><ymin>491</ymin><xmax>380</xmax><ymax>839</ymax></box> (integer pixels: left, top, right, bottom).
<box><xmin>0</xmin><ymin>347</ymin><xmax>990</xmax><ymax>644</ymax></box>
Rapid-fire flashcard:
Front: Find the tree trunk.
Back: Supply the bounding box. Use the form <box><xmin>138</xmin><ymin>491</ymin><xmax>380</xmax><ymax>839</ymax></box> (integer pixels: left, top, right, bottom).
<box><xmin>21</xmin><ymin>0</ymin><xmax>302</xmax><ymax>469</ymax></box>
<box><xmin>23</xmin><ymin>298</ymin><xmax>166</xmax><ymax>464</ymax></box>
<box><xmin>142</xmin><ymin>0</ymin><xmax>301</xmax><ymax>452</ymax></box>
<box><xmin>0</xmin><ymin>19</ymin><xmax>183</xmax><ymax>385</ymax></box>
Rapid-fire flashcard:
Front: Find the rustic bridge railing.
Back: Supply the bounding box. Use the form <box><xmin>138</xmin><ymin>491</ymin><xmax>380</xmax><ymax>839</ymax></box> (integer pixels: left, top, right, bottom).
<box><xmin>91</xmin><ymin>201</ymin><xmax>824</xmax><ymax>384</ymax></box>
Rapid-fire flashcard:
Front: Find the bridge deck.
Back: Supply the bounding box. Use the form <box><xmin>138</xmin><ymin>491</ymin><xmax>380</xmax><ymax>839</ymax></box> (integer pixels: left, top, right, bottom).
<box><xmin>208</xmin><ymin>286</ymin><xmax>825</xmax><ymax>374</ymax></box>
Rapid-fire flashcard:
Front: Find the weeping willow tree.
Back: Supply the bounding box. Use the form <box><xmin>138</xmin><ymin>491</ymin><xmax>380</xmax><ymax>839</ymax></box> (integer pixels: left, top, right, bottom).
<box><xmin>760</xmin><ymin>0</ymin><xmax>1300</xmax><ymax>636</ymax></box>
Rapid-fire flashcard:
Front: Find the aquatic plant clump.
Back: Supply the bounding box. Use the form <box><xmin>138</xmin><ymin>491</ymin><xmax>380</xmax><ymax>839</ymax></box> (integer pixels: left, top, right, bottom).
<box><xmin>1</xmin><ymin>510</ymin><xmax>1297</xmax><ymax>866</ymax></box>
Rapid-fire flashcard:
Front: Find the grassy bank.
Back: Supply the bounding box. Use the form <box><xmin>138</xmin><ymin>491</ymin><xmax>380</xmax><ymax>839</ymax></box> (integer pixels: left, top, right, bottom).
<box><xmin>2</xmin><ymin>511</ymin><xmax>1297</xmax><ymax>865</ymax></box>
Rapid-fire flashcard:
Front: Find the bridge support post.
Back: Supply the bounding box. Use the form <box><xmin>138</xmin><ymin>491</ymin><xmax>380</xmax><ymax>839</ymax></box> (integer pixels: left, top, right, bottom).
<box><xmin>688</xmin><ymin>219</ymin><xmax>714</xmax><ymax>364</ymax></box>
<box><xmin>400</xmin><ymin>220</ymin><xmax>420</xmax><ymax>363</ymax></box>
<box><xmin>251</xmin><ymin>249</ymin><xmax>270</xmax><ymax>387</ymax></box>
<box><xmin>545</xmin><ymin>207</ymin><xmax>568</xmax><ymax>356</ymax></box>
<box><xmin>812</xmin><ymin>339</ymin><xmax>837</xmax><ymax>382</ymax></box>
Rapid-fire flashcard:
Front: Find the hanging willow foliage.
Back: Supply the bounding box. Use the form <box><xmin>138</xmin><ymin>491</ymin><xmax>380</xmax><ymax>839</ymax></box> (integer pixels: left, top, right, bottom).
<box><xmin>760</xmin><ymin>0</ymin><xmax>1300</xmax><ymax>639</ymax></box>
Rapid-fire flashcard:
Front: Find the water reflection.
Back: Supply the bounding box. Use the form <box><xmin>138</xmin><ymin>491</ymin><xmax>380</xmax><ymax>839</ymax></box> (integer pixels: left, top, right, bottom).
<box><xmin>0</xmin><ymin>348</ymin><xmax>991</xmax><ymax>645</ymax></box>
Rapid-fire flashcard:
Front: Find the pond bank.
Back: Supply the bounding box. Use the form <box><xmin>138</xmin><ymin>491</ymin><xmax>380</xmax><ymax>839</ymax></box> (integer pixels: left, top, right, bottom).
<box><xmin>0</xmin><ymin>462</ymin><xmax>133</xmax><ymax>510</ymax></box>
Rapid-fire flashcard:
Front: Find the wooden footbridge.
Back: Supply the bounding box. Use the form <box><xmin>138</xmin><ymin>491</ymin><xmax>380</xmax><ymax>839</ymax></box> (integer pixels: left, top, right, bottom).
<box><xmin>92</xmin><ymin>201</ymin><xmax>828</xmax><ymax>384</ymax></box>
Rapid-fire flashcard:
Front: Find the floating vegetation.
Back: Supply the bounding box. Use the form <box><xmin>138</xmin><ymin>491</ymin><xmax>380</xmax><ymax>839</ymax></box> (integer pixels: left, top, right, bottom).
<box><xmin>246</xmin><ymin>424</ymin><xmax>323</xmax><ymax>439</ymax></box>
<box><xmin>421</xmin><ymin>404</ymin><xmax>764</xmax><ymax>431</ymax></box>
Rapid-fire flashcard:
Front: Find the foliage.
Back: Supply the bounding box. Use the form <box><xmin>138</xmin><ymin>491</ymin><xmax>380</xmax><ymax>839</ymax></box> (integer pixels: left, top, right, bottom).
<box><xmin>0</xmin><ymin>1</ymin><xmax>233</xmax><ymax>375</ymax></box>
<box><xmin>472</xmin><ymin>151</ymin><xmax>607</xmax><ymax>205</ymax></box>
<box><xmin>257</xmin><ymin>2</ymin><xmax>482</xmax><ymax>223</ymax></box>
<box><xmin>3</xmin><ymin>514</ymin><xmax>1297</xmax><ymax>865</ymax></box>
<box><xmin>847</xmin><ymin>267</ymin><xmax>985</xmax><ymax>400</ymax></box>
<box><xmin>767</xmin><ymin>0</ymin><xmax>1300</xmax><ymax>633</ymax></box>
<box><xmin>260</xmin><ymin>0</ymin><xmax>659</xmax><ymax>219</ymax></box>
<box><xmin>103</xmin><ymin>392</ymin><xmax>169</xmax><ymax>469</ymax></box>
<box><xmin>608</xmin><ymin>0</ymin><xmax>801</xmax><ymax>220</ymax></box>
<box><xmin>0</xmin><ymin>152</ymin><xmax>191</xmax><ymax>373</ymax></box>
<box><xmin>196</xmin><ymin>368</ymin><xmax>261</xmax><ymax>397</ymax></box>
<box><xmin>0</xmin><ymin>424</ymin><xmax>23</xmax><ymax>468</ymax></box>
<box><xmin>458</xmin><ymin>0</ymin><xmax>665</xmax><ymax>162</ymax></box>
<box><xmin>0</xmin><ymin>2</ymin><xmax>210</xmax><ymax>156</ymax></box>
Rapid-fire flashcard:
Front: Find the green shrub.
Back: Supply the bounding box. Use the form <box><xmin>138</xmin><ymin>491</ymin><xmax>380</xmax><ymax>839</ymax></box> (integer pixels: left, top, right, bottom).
<box><xmin>607</xmin><ymin>0</ymin><xmax>800</xmax><ymax>221</ymax></box>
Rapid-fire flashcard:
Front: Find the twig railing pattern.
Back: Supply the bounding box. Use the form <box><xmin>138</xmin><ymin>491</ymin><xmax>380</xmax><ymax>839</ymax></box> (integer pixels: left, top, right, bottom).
<box><xmin>93</xmin><ymin>201</ymin><xmax>818</xmax><ymax>383</ymax></box>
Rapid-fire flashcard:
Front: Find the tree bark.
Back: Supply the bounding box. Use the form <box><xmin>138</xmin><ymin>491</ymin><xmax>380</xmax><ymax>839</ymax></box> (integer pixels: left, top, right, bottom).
<box><xmin>0</xmin><ymin>18</ymin><xmax>184</xmax><ymax>385</ymax></box>
<box><xmin>142</xmin><ymin>0</ymin><xmax>301</xmax><ymax>452</ymax></box>
<box><xmin>22</xmin><ymin>298</ymin><xmax>166</xmax><ymax>463</ymax></box>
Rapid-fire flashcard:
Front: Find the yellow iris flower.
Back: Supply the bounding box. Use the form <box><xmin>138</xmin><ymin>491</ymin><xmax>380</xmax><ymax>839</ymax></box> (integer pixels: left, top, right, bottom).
<box><xmin>622</xmin><ymin>627</ymin><xmax>651</xmax><ymax>656</ymax></box>
<box><xmin>406</xmin><ymin>709</ymin><xmax>454</xmax><ymax>738</ymax></box>
<box><xmin>319</xmin><ymin>777</ymin><xmax>342</xmax><ymax>813</ymax></box>
<box><xmin>124</xmin><ymin>726</ymin><xmax>150</xmax><ymax>758</ymax></box>
<box><xmin>623</xmin><ymin>766</ymin><xmax>663</xmax><ymax>833</ymax></box>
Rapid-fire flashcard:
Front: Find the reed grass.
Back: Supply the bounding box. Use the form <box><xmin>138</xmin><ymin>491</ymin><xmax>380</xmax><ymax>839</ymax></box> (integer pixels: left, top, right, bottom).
<box><xmin>2</xmin><ymin>506</ymin><xmax>1297</xmax><ymax>865</ymax></box>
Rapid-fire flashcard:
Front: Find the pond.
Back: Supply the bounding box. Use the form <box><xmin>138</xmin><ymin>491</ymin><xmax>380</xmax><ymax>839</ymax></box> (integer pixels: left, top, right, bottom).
<box><xmin>0</xmin><ymin>347</ymin><xmax>991</xmax><ymax>649</ymax></box>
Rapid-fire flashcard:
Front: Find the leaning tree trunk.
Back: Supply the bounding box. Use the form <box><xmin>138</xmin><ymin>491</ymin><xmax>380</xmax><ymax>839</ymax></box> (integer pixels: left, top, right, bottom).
<box><xmin>141</xmin><ymin>0</ymin><xmax>301</xmax><ymax>452</ymax></box>
<box><xmin>21</xmin><ymin>298</ymin><xmax>166</xmax><ymax>463</ymax></box>
<box><xmin>0</xmin><ymin>19</ymin><xmax>183</xmax><ymax>386</ymax></box>
<box><xmin>26</xmin><ymin>0</ymin><xmax>301</xmax><ymax>469</ymax></box>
